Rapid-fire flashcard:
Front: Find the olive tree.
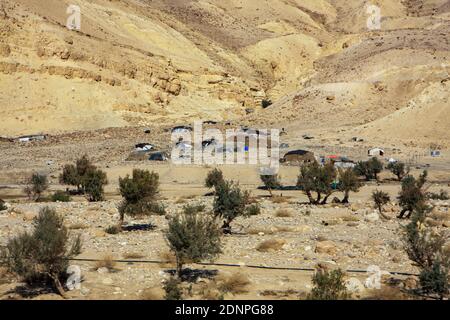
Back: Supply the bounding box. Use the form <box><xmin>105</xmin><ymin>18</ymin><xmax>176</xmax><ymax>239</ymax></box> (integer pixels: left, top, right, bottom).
<box><xmin>338</xmin><ymin>168</ymin><xmax>362</xmax><ymax>203</ymax></box>
<box><xmin>260</xmin><ymin>174</ymin><xmax>282</xmax><ymax>197</ymax></box>
<box><xmin>297</xmin><ymin>162</ymin><xmax>337</xmax><ymax>205</ymax></box>
<box><xmin>398</xmin><ymin>171</ymin><xmax>427</xmax><ymax>219</ymax></box>
<box><xmin>24</xmin><ymin>172</ymin><xmax>48</xmax><ymax>202</ymax></box>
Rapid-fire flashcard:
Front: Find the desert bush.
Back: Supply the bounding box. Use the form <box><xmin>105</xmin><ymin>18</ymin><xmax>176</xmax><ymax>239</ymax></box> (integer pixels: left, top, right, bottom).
<box><xmin>337</xmin><ymin>168</ymin><xmax>362</xmax><ymax>203</ymax></box>
<box><xmin>141</xmin><ymin>287</ymin><xmax>163</xmax><ymax>300</ymax></box>
<box><xmin>387</xmin><ymin>161</ymin><xmax>409</xmax><ymax>181</ymax></box>
<box><xmin>24</xmin><ymin>172</ymin><xmax>48</xmax><ymax>202</ymax></box>
<box><xmin>427</xmin><ymin>189</ymin><xmax>449</xmax><ymax>201</ymax></box>
<box><xmin>122</xmin><ymin>252</ymin><xmax>144</xmax><ymax>259</ymax></box>
<box><xmin>213</xmin><ymin>181</ymin><xmax>250</xmax><ymax>233</ymax></box>
<box><xmin>354</xmin><ymin>157</ymin><xmax>383</xmax><ymax>181</ymax></box>
<box><xmin>398</xmin><ymin>171</ymin><xmax>427</xmax><ymax>219</ymax></box>
<box><xmin>166</xmin><ymin>213</ymin><xmax>222</xmax><ymax>278</ymax></box>
<box><xmin>260</xmin><ymin>174</ymin><xmax>281</xmax><ymax>197</ymax></box>
<box><xmin>404</xmin><ymin>204</ymin><xmax>450</xmax><ymax>298</ymax></box>
<box><xmin>256</xmin><ymin>239</ymin><xmax>285</xmax><ymax>252</ymax></box>
<box><xmin>372</xmin><ymin>190</ymin><xmax>390</xmax><ymax>218</ymax></box>
<box><xmin>59</xmin><ymin>155</ymin><xmax>95</xmax><ymax>193</ymax></box>
<box><xmin>275</xmin><ymin>208</ymin><xmax>292</xmax><ymax>218</ymax></box>
<box><xmin>205</xmin><ymin>168</ymin><xmax>224</xmax><ymax>190</ymax></box>
<box><xmin>51</xmin><ymin>191</ymin><xmax>71</xmax><ymax>202</ymax></box>
<box><xmin>245</xmin><ymin>203</ymin><xmax>261</xmax><ymax>216</ymax></box>
<box><xmin>307</xmin><ymin>269</ymin><xmax>350</xmax><ymax>300</ymax></box>
<box><xmin>83</xmin><ymin>168</ymin><xmax>107</xmax><ymax>202</ymax></box>
<box><xmin>164</xmin><ymin>276</ymin><xmax>183</xmax><ymax>300</ymax></box>
<box><xmin>183</xmin><ymin>203</ymin><xmax>206</xmax><ymax>215</ymax></box>
<box><xmin>217</xmin><ymin>272</ymin><xmax>250</xmax><ymax>294</ymax></box>
<box><xmin>118</xmin><ymin>169</ymin><xmax>161</xmax><ymax>226</ymax></box>
<box><xmin>0</xmin><ymin>207</ymin><xmax>82</xmax><ymax>297</ymax></box>
<box><xmin>297</xmin><ymin>162</ymin><xmax>337</xmax><ymax>205</ymax></box>
<box><xmin>94</xmin><ymin>255</ymin><xmax>116</xmax><ymax>271</ymax></box>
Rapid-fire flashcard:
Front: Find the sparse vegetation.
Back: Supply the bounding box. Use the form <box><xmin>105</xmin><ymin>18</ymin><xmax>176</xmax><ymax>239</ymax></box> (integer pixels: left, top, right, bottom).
<box><xmin>94</xmin><ymin>255</ymin><xmax>117</xmax><ymax>272</ymax></box>
<box><xmin>307</xmin><ymin>269</ymin><xmax>350</xmax><ymax>300</ymax></box>
<box><xmin>427</xmin><ymin>189</ymin><xmax>449</xmax><ymax>200</ymax></box>
<box><xmin>212</xmin><ymin>180</ymin><xmax>251</xmax><ymax>233</ymax></box>
<box><xmin>398</xmin><ymin>171</ymin><xmax>427</xmax><ymax>219</ymax></box>
<box><xmin>354</xmin><ymin>157</ymin><xmax>383</xmax><ymax>181</ymax></box>
<box><xmin>51</xmin><ymin>190</ymin><xmax>71</xmax><ymax>202</ymax></box>
<box><xmin>275</xmin><ymin>208</ymin><xmax>292</xmax><ymax>218</ymax></box>
<box><xmin>59</xmin><ymin>155</ymin><xmax>95</xmax><ymax>193</ymax></box>
<box><xmin>118</xmin><ymin>169</ymin><xmax>161</xmax><ymax>227</ymax></box>
<box><xmin>205</xmin><ymin>168</ymin><xmax>224</xmax><ymax>190</ymax></box>
<box><xmin>83</xmin><ymin>168</ymin><xmax>108</xmax><ymax>202</ymax></box>
<box><xmin>24</xmin><ymin>172</ymin><xmax>48</xmax><ymax>202</ymax></box>
<box><xmin>182</xmin><ymin>203</ymin><xmax>206</xmax><ymax>215</ymax></box>
<box><xmin>260</xmin><ymin>174</ymin><xmax>282</xmax><ymax>197</ymax></box>
<box><xmin>372</xmin><ymin>190</ymin><xmax>391</xmax><ymax>219</ymax></box>
<box><xmin>297</xmin><ymin>162</ymin><xmax>337</xmax><ymax>205</ymax></box>
<box><xmin>403</xmin><ymin>204</ymin><xmax>449</xmax><ymax>299</ymax></box>
<box><xmin>0</xmin><ymin>207</ymin><xmax>82</xmax><ymax>297</ymax></box>
<box><xmin>245</xmin><ymin>203</ymin><xmax>261</xmax><ymax>216</ymax></box>
<box><xmin>256</xmin><ymin>239</ymin><xmax>285</xmax><ymax>252</ymax></box>
<box><xmin>163</xmin><ymin>276</ymin><xmax>183</xmax><ymax>300</ymax></box>
<box><xmin>337</xmin><ymin>168</ymin><xmax>362</xmax><ymax>203</ymax></box>
<box><xmin>387</xmin><ymin>161</ymin><xmax>409</xmax><ymax>181</ymax></box>
<box><xmin>217</xmin><ymin>272</ymin><xmax>251</xmax><ymax>294</ymax></box>
<box><xmin>165</xmin><ymin>212</ymin><xmax>222</xmax><ymax>278</ymax></box>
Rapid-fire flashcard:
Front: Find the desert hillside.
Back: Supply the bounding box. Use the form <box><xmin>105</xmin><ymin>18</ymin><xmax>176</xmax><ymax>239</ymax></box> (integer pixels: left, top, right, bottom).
<box><xmin>0</xmin><ymin>0</ymin><xmax>449</xmax><ymax>148</ymax></box>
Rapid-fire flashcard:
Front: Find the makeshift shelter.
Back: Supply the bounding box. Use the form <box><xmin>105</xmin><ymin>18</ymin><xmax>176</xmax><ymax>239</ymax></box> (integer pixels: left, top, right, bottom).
<box><xmin>282</xmin><ymin>150</ymin><xmax>315</xmax><ymax>164</ymax></box>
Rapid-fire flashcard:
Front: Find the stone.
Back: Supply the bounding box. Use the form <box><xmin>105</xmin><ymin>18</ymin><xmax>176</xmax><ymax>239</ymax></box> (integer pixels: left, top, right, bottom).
<box><xmin>364</xmin><ymin>211</ymin><xmax>380</xmax><ymax>222</ymax></box>
<box><xmin>315</xmin><ymin>241</ymin><xmax>337</xmax><ymax>255</ymax></box>
<box><xmin>97</xmin><ymin>267</ymin><xmax>109</xmax><ymax>274</ymax></box>
<box><xmin>345</xmin><ymin>278</ymin><xmax>365</xmax><ymax>293</ymax></box>
<box><xmin>102</xmin><ymin>278</ymin><xmax>113</xmax><ymax>285</ymax></box>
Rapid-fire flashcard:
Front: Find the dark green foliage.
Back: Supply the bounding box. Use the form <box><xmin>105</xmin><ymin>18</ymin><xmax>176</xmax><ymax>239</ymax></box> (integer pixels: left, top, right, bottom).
<box><xmin>297</xmin><ymin>162</ymin><xmax>337</xmax><ymax>205</ymax></box>
<box><xmin>166</xmin><ymin>212</ymin><xmax>222</xmax><ymax>278</ymax></box>
<box><xmin>404</xmin><ymin>204</ymin><xmax>449</xmax><ymax>298</ymax></box>
<box><xmin>354</xmin><ymin>157</ymin><xmax>383</xmax><ymax>181</ymax></box>
<box><xmin>338</xmin><ymin>168</ymin><xmax>362</xmax><ymax>203</ymax></box>
<box><xmin>51</xmin><ymin>191</ymin><xmax>71</xmax><ymax>202</ymax></box>
<box><xmin>59</xmin><ymin>155</ymin><xmax>95</xmax><ymax>193</ymax></box>
<box><xmin>24</xmin><ymin>172</ymin><xmax>49</xmax><ymax>202</ymax></box>
<box><xmin>245</xmin><ymin>203</ymin><xmax>261</xmax><ymax>216</ymax></box>
<box><xmin>260</xmin><ymin>174</ymin><xmax>281</xmax><ymax>197</ymax></box>
<box><xmin>372</xmin><ymin>190</ymin><xmax>390</xmax><ymax>216</ymax></box>
<box><xmin>164</xmin><ymin>277</ymin><xmax>183</xmax><ymax>300</ymax></box>
<box><xmin>387</xmin><ymin>161</ymin><xmax>409</xmax><ymax>181</ymax></box>
<box><xmin>0</xmin><ymin>207</ymin><xmax>82</xmax><ymax>296</ymax></box>
<box><xmin>307</xmin><ymin>269</ymin><xmax>350</xmax><ymax>300</ymax></box>
<box><xmin>83</xmin><ymin>168</ymin><xmax>107</xmax><ymax>202</ymax></box>
<box><xmin>398</xmin><ymin>171</ymin><xmax>427</xmax><ymax>219</ymax></box>
<box><xmin>205</xmin><ymin>168</ymin><xmax>224</xmax><ymax>189</ymax></box>
<box><xmin>427</xmin><ymin>189</ymin><xmax>449</xmax><ymax>201</ymax></box>
<box><xmin>118</xmin><ymin>169</ymin><xmax>161</xmax><ymax>225</ymax></box>
<box><xmin>182</xmin><ymin>203</ymin><xmax>206</xmax><ymax>215</ymax></box>
<box><xmin>419</xmin><ymin>261</ymin><xmax>449</xmax><ymax>299</ymax></box>
<box><xmin>213</xmin><ymin>181</ymin><xmax>250</xmax><ymax>233</ymax></box>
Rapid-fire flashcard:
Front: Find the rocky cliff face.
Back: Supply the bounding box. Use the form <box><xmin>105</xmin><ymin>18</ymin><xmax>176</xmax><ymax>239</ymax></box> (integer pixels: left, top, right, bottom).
<box><xmin>0</xmin><ymin>0</ymin><xmax>449</xmax><ymax>146</ymax></box>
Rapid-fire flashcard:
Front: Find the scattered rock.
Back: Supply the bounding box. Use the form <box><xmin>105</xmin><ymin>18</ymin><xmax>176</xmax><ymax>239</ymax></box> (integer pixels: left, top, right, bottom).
<box><xmin>315</xmin><ymin>241</ymin><xmax>337</xmax><ymax>255</ymax></box>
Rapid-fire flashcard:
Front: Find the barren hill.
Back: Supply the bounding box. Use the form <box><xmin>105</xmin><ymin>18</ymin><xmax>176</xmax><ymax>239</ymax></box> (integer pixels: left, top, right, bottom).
<box><xmin>0</xmin><ymin>0</ymin><xmax>449</xmax><ymax>147</ymax></box>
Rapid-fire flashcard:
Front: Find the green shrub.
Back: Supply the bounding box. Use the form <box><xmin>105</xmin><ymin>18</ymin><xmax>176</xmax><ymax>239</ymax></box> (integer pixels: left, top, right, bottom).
<box><xmin>404</xmin><ymin>204</ymin><xmax>450</xmax><ymax>298</ymax></box>
<box><xmin>105</xmin><ymin>225</ymin><xmax>121</xmax><ymax>235</ymax></box>
<box><xmin>59</xmin><ymin>155</ymin><xmax>95</xmax><ymax>193</ymax></box>
<box><xmin>51</xmin><ymin>191</ymin><xmax>71</xmax><ymax>202</ymax></box>
<box><xmin>0</xmin><ymin>207</ymin><xmax>82</xmax><ymax>297</ymax></box>
<box><xmin>24</xmin><ymin>172</ymin><xmax>48</xmax><ymax>202</ymax></box>
<box><xmin>307</xmin><ymin>269</ymin><xmax>350</xmax><ymax>300</ymax></box>
<box><xmin>182</xmin><ymin>204</ymin><xmax>206</xmax><ymax>215</ymax></box>
<box><xmin>166</xmin><ymin>213</ymin><xmax>222</xmax><ymax>278</ymax></box>
<box><xmin>213</xmin><ymin>181</ymin><xmax>250</xmax><ymax>233</ymax></box>
<box><xmin>387</xmin><ymin>161</ymin><xmax>409</xmax><ymax>181</ymax></box>
<box><xmin>297</xmin><ymin>162</ymin><xmax>337</xmax><ymax>205</ymax></box>
<box><xmin>354</xmin><ymin>157</ymin><xmax>383</xmax><ymax>181</ymax></box>
<box><xmin>398</xmin><ymin>171</ymin><xmax>427</xmax><ymax>219</ymax></box>
<box><xmin>260</xmin><ymin>174</ymin><xmax>281</xmax><ymax>197</ymax></box>
<box><xmin>164</xmin><ymin>277</ymin><xmax>183</xmax><ymax>300</ymax></box>
<box><xmin>427</xmin><ymin>190</ymin><xmax>449</xmax><ymax>201</ymax></box>
<box><xmin>205</xmin><ymin>168</ymin><xmax>224</xmax><ymax>190</ymax></box>
<box><xmin>83</xmin><ymin>168</ymin><xmax>107</xmax><ymax>202</ymax></box>
<box><xmin>372</xmin><ymin>190</ymin><xmax>390</xmax><ymax>218</ymax></box>
<box><xmin>245</xmin><ymin>203</ymin><xmax>261</xmax><ymax>216</ymax></box>
<box><xmin>338</xmin><ymin>168</ymin><xmax>362</xmax><ymax>203</ymax></box>
<box><xmin>118</xmin><ymin>169</ymin><xmax>161</xmax><ymax>226</ymax></box>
